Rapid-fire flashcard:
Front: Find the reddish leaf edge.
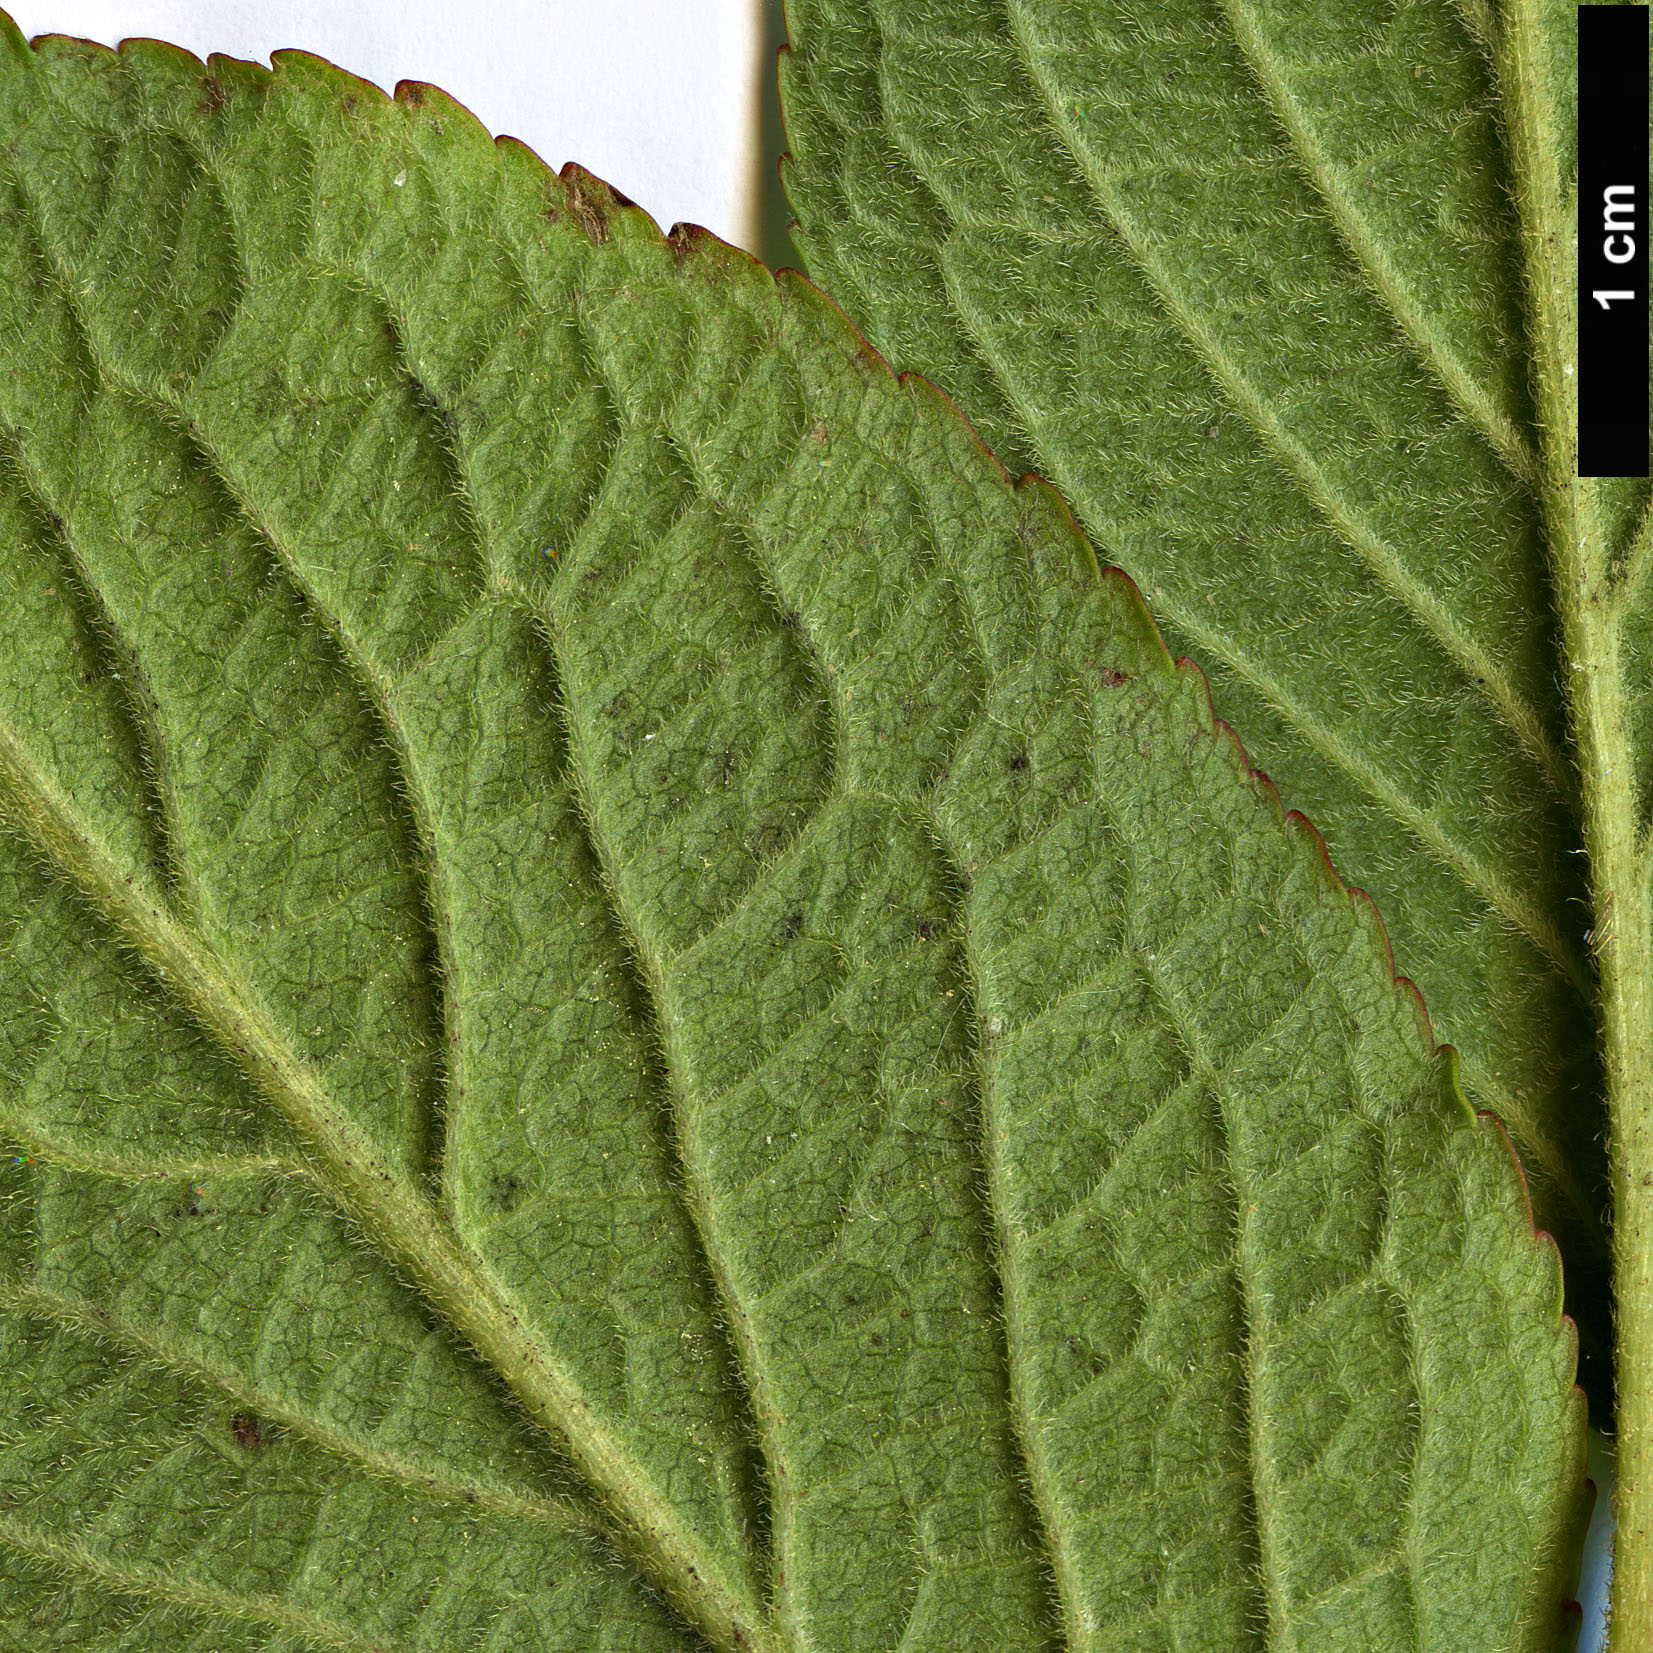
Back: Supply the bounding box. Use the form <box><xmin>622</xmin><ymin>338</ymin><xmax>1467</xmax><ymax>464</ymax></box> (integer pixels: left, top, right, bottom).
<box><xmin>0</xmin><ymin>16</ymin><xmax>1593</xmax><ymax>1647</ymax></box>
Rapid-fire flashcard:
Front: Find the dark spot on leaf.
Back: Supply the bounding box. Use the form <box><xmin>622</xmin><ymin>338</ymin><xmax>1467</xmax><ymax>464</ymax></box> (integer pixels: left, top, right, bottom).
<box><xmin>871</xmin><ymin>1334</ymin><xmax>883</xmax><ymax>1346</ymax></box>
<box><xmin>489</xmin><ymin>1172</ymin><xmax>524</xmax><ymax>1214</ymax></box>
<box><xmin>401</xmin><ymin>82</ymin><xmax>427</xmax><ymax>108</ymax></box>
<box><xmin>781</xmin><ymin>610</ymin><xmax>801</xmax><ymax>629</ymax></box>
<box><xmin>407</xmin><ymin>375</ymin><xmax>459</xmax><ymax>433</ymax></box>
<box><xmin>780</xmin><ymin>911</ymin><xmax>803</xmax><ymax>941</ymax></box>
<box><xmin>668</xmin><ymin>223</ymin><xmax>709</xmax><ymax>263</ymax></box>
<box><xmin>746</xmin><ymin>820</ymin><xmax>785</xmax><ymax>858</ymax></box>
<box><xmin>565</xmin><ymin>175</ymin><xmax>612</xmax><ymax>245</ymax></box>
<box><xmin>1009</xmin><ymin>752</ymin><xmax>1030</xmax><ymax>772</ymax></box>
<box><xmin>230</xmin><ymin>1411</ymin><xmax>261</xmax><ymax>1450</ymax></box>
<box><xmin>916</xmin><ymin>918</ymin><xmax>940</xmax><ymax>941</ymax></box>
<box><xmin>198</xmin><ymin>74</ymin><xmax>227</xmax><ymax>116</ymax></box>
<box><xmin>1100</xmin><ymin>667</ymin><xmax>1134</xmax><ymax>687</ymax></box>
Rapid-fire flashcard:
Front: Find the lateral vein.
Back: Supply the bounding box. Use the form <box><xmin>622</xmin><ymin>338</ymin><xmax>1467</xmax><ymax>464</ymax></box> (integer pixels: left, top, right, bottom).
<box><xmin>1211</xmin><ymin>0</ymin><xmax>1541</xmax><ymax>491</ymax></box>
<box><xmin>1115</xmin><ymin>588</ymin><xmax>1590</xmax><ymax>996</ymax></box>
<box><xmin>0</xmin><ymin>1513</ymin><xmax>398</xmax><ymax>1653</ymax></box>
<box><xmin>0</xmin><ymin>1277</ymin><xmax>593</xmax><ymax>1531</ymax></box>
<box><xmin>1135</xmin><ymin>949</ymin><xmax>1285</xmax><ymax>1640</ymax></box>
<box><xmin>0</xmin><ymin>705</ymin><xmax>776</xmax><ymax>1653</ymax></box>
<box><xmin>0</xmin><ymin>1117</ymin><xmax>298</xmax><ymax>1183</ymax></box>
<box><xmin>960</xmin><ymin>5</ymin><xmax>1572</xmax><ymax>796</ymax></box>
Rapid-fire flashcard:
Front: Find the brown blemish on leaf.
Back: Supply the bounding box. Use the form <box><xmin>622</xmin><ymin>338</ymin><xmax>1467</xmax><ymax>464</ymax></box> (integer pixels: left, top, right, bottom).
<box><xmin>849</xmin><ymin>342</ymin><xmax>880</xmax><ymax>376</ymax></box>
<box><xmin>198</xmin><ymin>73</ymin><xmax>227</xmax><ymax>116</ymax></box>
<box><xmin>668</xmin><ymin>223</ymin><xmax>708</xmax><ymax>264</ymax></box>
<box><xmin>1100</xmin><ymin>667</ymin><xmax>1134</xmax><ymax>687</ymax></box>
<box><xmin>230</xmin><ymin>1411</ymin><xmax>262</xmax><ymax>1450</ymax></box>
<box><xmin>565</xmin><ymin>177</ymin><xmax>610</xmax><ymax>245</ymax></box>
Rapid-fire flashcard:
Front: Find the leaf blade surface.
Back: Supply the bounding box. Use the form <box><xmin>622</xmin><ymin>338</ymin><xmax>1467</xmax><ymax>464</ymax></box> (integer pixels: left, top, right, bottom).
<box><xmin>777</xmin><ymin>0</ymin><xmax>1613</xmax><ymax>1371</ymax></box>
<box><xmin>0</xmin><ymin>19</ymin><xmax>1587</xmax><ymax>1652</ymax></box>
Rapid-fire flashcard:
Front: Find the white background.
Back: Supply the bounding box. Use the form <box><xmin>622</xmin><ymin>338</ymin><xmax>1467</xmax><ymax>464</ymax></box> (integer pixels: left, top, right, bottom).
<box><xmin>2</xmin><ymin>1</ymin><xmax>779</xmax><ymax>255</ymax></box>
<box><xmin>0</xmin><ymin>3</ymin><xmax>1618</xmax><ymax>1648</ymax></box>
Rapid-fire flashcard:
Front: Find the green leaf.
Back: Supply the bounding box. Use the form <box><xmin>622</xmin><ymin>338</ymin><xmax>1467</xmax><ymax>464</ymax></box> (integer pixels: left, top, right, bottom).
<box><xmin>776</xmin><ymin>0</ymin><xmax>1621</xmax><ymax>1394</ymax></box>
<box><xmin>0</xmin><ymin>20</ymin><xmax>1583</xmax><ymax>1653</ymax></box>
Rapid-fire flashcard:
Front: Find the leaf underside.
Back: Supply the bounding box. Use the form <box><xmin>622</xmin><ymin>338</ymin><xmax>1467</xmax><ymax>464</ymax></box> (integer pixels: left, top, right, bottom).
<box><xmin>776</xmin><ymin>0</ymin><xmax>1641</xmax><ymax>1395</ymax></box>
<box><xmin>0</xmin><ymin>20</ymin><xmax>1583</xmax><ymax>1653</ymax></box>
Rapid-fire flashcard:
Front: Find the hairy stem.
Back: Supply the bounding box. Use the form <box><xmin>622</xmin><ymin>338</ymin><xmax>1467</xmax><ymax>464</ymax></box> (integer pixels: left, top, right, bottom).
<box><xmin>1496</xmin><ymin>0</ymin><xmax>1648</xmax><ymax>1639</ymax></box>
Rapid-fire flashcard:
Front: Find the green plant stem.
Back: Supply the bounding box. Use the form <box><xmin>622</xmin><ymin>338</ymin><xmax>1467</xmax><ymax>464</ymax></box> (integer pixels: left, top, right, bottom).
<box><xmin>1569</xmin><ymin>509</ymin><xmax>1653</xmax><ymax>1649</ymax></box>
<box><xmin>1496</xmin><ymin>1</ymin><xmax>1648</xmax><ymax>1640</ymax></box>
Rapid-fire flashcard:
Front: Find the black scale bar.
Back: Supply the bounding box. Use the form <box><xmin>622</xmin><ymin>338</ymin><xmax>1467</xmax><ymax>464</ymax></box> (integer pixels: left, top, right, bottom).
<box><xmin>1579</xmin><ymin>4</ymin><xmax>1650</xmax><ymax>478</ymax></box>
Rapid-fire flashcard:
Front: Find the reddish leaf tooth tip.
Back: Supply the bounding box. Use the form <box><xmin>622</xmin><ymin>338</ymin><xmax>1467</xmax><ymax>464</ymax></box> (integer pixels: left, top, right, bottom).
<box><xmin>777</xmin><ymin>268</ymin><xmax>1014</xmax><ymax>490</ymax></box>
<box><xmin>667</xmin><ymin>222</ymin><xmax>709</xmax><ymax>264</ymax></box>
<box><xmin>1390</xmin><ymin>972</ymin><xmax>1437</xmax><ymax>1044</ymax></box>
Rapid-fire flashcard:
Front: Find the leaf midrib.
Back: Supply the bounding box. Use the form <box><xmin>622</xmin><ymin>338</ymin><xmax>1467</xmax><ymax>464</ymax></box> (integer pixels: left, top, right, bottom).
<box><xmin>0</xmin><ymin>23</ymin><xmax>1588</xmax><ymax>1647</ymax></box>
<box><xmin>1491</xmin><ymin>0</ymin><xmax>1650</xmax><ymax>1633</ymax></box>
